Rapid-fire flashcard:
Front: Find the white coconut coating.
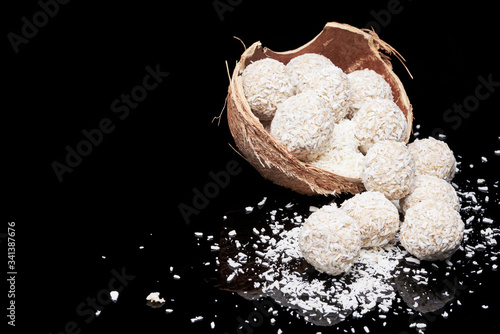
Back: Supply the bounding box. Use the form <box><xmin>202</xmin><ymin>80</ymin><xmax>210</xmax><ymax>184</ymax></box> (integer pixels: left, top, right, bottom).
<box><xmin>400</xmin><ymin>174</ymin><xmax>460</xmax><ymax>214</ymax></box>
<box><xmin>286</xmin><ymin>53</ymin><xmax>334</xmax><ymax>86</ymax></box>
<box><xmin>408</xmin><ymin>137</ymin><xmax>456</xmax><ymax>182</ymax></box>
<box><xmin>242</xmin><ymin>58</ymin><xmax>295</xmax><ymax>121</ymax></box>
<box><xmin>298</xmin><ymin>204</ymin><xmax>361</xmax><ymax>276</ymax></box>
<box><xmin>347</xmin><ymin>69</ymin><xmax>394</xmax><ymax>118</ymax></box>
<box><xmin>270</xmin><ymin>92</ymin><xmax>335</xmax><ymax>162</ymax></box>
<box><xmin>311</xmin><ymin>148</ymin><xmax>364</xmax><ymax>179</ymax></box>
<box><xmin>297</xmin><ymin>65</ymin><xmax>351</xmax><ymax>123</ymax></box>
<box><xmin>400</xmin><ymin>200</ymin><xmax>464</xmax><ymax>261</ymax></box>
<box><xmin>329</xmin><ymin>119</ymin><xmax>360</xmax><ymax>152</ymax></box>
<box><xmin>310</xmin><ymin>119</ymin><xmax>363</xmax><ymax>177</ymax></box>
<box><xmin>352</xmin><ymin>98</ymin><xmax>408</xmax><ymax>154</ymax></box>
<box><xmin>341</xmin><ymin>191</ymin><xmax>400</xmax><ymax>248</ymax></box>
<box><xmin>362</xmin><ymin>140</ymin><xmax>416</xmax><ymax>200</ymax></box>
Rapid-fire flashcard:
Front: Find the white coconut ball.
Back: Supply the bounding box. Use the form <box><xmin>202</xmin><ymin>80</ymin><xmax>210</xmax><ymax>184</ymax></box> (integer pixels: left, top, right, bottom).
<box><xmin>353</xmin><ymin>98</ymin><xmax>408</xmax><ymax>154</ymax></box>
<box><xmin>408</xmin><ymin>137</ymin><xmax>457</xmax><ymax>182</ymax></box>
<box><xmin>400</xmin><ymin>174</ymin><xmax>460</xmax><ymax>214</ymax></box>
<box><xmin>298</xmin><ymin>204</ymin><xmax>361</xmax><ymax>276</ymax></box>
<box><xmin>297</xmin><ymin>65</ymin><xmax>351</xmax><ymax>123</ymax></box>
<box><xmin>242</xmin><ymin>58</ymin><xmax>295</xmax><ymax>121</ymax></box>
<box><xmin>270</xmin><ymin>91</ymin><xmax>335</xmax><ymax>162</ymax></box>
<box><xmin>400</xmin><ymin>200</ymin><xmax>465</xmax><ymax>261</ymax></box>
<box><xmin>286</xmin><ymin>53</ymin><xmax>334</xmax><ymax>86</ymax></box>
<box><xmin>311</xmin><ymin>148</ymin><xmax>365</xmax><ymax>179</ymax></box>
<box><xmin>362</xmin><ymin>140</ymin><xmax>416</xmax><ymax>200</ymax></box>
<box><xmin>347</xmin><ymin>69</ymin><xmax>394</xmax><ymax>118</ymax></box>
<box><xmin>341</xmin><ymin>191</ymin><xmax>400</xmax><ymax>248</ymax></box>
<box><xmin>329</xmin><ymin>119</ymin><xmax>360</xmax><ymax>152</ymax></box>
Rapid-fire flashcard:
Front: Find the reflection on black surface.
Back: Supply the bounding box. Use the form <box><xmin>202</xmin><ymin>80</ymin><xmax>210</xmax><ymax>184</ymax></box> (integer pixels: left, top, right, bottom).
<box><xmin>393</xmin><ymin>259</ymin><xmax>457</xmax><ymax>314</ymax></box>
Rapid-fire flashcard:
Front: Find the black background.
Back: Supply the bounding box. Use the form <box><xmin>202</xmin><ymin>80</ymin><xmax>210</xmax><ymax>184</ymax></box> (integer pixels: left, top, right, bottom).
<box><xmin>3</xmin><ymin>0</ymin><xmax>500</xmax><ymax>333</ymax></box>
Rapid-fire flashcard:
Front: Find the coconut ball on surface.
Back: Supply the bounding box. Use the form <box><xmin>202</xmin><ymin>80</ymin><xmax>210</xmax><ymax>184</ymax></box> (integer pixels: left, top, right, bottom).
<box><xmin>241</xmin><ymin>58</ymin><xmax>295</xmax><ymax>121</ymax></box>
<box><xmin>298</xmin><ymin>204</ymin><xmax>361</xmax><ymax>276</ymax></box>
<box><xmin>352</xmin><ymin>98</ymin><xmax>408</xmax><ymax>154</ymax></box>
<box><xmin>362</xmin><ymin>140</ymin><xmax>416</xmax><ymax>200</ymax></box>
<box><xmin>347</xmin><ymin>69</ymin><xmax>394</xmax><ymax>118</ymax></box>
<box><xmin>400</xmin><ymin>174</ymin><xmax>460</xmax><ymax>214</ymax></box>
<box><xmin>408</xmin><ymin>137</ymin><xmax>457</xmax><ymax>182</ymax></box>
<box><xmin>311</xmin><ymin>148</ymin><xmax>365</xmax><ymax>179</ymax></box>
<box><xmin>270</xmin><ymin>92</ymin><xmax>335</xmax><ymax>162</ymax></box>
<box><xmin>400</xmin><ymin>200</ymin><xmax>465</xmax><ymax>261</ymax></box>
<box><xmin>286</xmin><ymin>53</ymin><xmax>334</xmax><ymax>86</ymax></box>
<box><xmin>341</xmin><ymin>191</ymin><xmax>400</xmax><ymax>248</ymax></box>
<box><xmin>297</xmin><ymin>65</ymin><xmax>351</xmax><ymax>123</ymax></box>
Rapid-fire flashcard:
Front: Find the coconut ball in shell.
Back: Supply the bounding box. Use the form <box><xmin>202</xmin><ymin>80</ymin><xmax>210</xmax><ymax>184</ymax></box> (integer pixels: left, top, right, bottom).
<box><xmin>408</xmin><ymin>137</ymin><xmax>456</xmax><ymax>182</ymax></box>
<box><xmin>286</xmin><ymin>53</ymin><xmax>334</xmax><ymax>87</ymax></box>
<box><xmin>400</xmin><ymin>174</ymin><xmax>460</xmax><ymax>214</ymax></box>
<box><xmin>329</xmin><ymin>119</ymin><xmax>360</xmax><ymax>152</ymax></box>
<box><xmin>341</xmin><ymin>191</ymin><xmax>400</xmax><ymax>248</ymax></box>
<box><xmin>400</xmin><ymin>200</ymin><xmax>465</xmax><ymax>261</ymax></box>
<box><xmin>298</xmin><ymin>204</ymin><xmax>361</xmax><ymax>276</ymax></box>
<box><xmin>270</xmin><ymin>91</ymin><xmax>335</xmax><ymax>162</ymax></box>
<box><xmin>242</xmin><ymin>58</ymin><xmax>295</xmax><ymax>121</ymax></box>
<box><xmin>362</xmin><ymin>140</ymin><xmax>416</xmax><ymax>200</ymax></box>
<box><xmin>347</xmin><ymin>69</ymin><xmax>394</xmax><ymax>118</ymax></box>
<box><xmin>311</xmin><ymin>147</ymin><xmax>365</xmax><ymax>179</ymax></box>
<box><xmin>297</xmin><ymin>65</ymin><xmax>351</xmax><ymax>123</ymax></box>
<box><xmin>353</xmin><ymin>98</ymin><xmax>408</xmax><ymax>154</ymax></box>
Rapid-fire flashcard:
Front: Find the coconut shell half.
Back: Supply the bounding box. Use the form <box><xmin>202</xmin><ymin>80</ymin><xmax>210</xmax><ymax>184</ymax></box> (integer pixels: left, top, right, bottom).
<box><xmin>227</xmin><ymin>22</ymin><xmax>413</xmax><ymax>196</ymax></box>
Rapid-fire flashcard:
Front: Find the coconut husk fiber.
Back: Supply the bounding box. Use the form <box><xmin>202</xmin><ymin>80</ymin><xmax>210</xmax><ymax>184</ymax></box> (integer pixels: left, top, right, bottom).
<box><xmin>227</xmin><ymin>22</ymin><xmax>413</xmax><ymax>196</ymax></box>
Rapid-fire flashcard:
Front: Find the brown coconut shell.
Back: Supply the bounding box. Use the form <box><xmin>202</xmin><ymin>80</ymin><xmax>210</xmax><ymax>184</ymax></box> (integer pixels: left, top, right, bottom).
<box><xmin>227</xmin><ymin>22</ymin><xmax>413</xmax><ymax>196</ymax></box>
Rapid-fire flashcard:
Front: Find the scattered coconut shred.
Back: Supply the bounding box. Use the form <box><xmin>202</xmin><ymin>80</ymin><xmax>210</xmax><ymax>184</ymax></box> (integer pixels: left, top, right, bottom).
<box><xmin>219</xmin><ymin>202</ymin><xmax>409</xmax><ymax>326</ymax></box>
<box><xmin>224</xmin><ymin>53</ymin><xmax>500</xmax><ymax>332</ymax></box>
<box><xmin>215</xmin><ymin>141</ymin><xmax>500</xmax><ymax>331</ymax></box>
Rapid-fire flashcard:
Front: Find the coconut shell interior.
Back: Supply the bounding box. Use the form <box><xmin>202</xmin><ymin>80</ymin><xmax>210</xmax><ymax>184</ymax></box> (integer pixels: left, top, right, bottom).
<box><xmin>227</xmin><ymin>22</ymin><xmax>413</xmax><ymax>196</ymax></box>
